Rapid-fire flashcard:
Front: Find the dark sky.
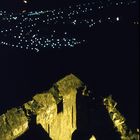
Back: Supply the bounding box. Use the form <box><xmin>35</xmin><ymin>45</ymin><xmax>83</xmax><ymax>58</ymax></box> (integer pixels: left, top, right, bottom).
<box><xmin>0</xmin><ymin>0</ymin><xmax>81</xmax><ymax>9</ymax></box>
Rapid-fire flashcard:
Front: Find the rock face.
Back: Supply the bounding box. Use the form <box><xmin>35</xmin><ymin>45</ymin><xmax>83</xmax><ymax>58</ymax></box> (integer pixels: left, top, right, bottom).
<box><xmin>103</xmin><ymin>96</ymin><xmax>139</xmax><ymax>140</ymax></box>
<box><xmin>0</xmin><ymin>108</ymin><xmax>28</xmax><ymax>140</ymax></box>
<box><xmin>0</xmin><ymin>74</ymin><xmax>86</xmax><ymax>140</ymax></box>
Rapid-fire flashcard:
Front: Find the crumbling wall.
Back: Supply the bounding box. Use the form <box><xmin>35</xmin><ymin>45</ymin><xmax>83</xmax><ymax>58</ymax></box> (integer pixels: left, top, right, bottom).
<box><xmin>0</xmin><ymin>108</ymin><xmax>28</xmax><ymax>140</ymax></box>
<box><xmin>31</xmin><ymin>74</ymin><xmax>83</xmax><ymax>140</ymax></box>
<box><xmin>0</xmin><ymin>74</ymin><xmax>84</xmax><ymax>140</ymax></box>
<box><xmin>37</xmin><ymin>89</ymin><xmax>77</xmax><ymax>140</ymax></box>
<box><xmin>103</xmin><ymin>96</ymin><xmax>139</xmax><ymax>140</ymax></box>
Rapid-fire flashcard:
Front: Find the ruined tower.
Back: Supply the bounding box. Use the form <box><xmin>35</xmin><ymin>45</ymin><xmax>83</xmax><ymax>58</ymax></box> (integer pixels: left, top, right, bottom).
<box><xmin>0</xmin><ymin>74</ymin><xmax>87</xmax><ymax>140</ymax></box>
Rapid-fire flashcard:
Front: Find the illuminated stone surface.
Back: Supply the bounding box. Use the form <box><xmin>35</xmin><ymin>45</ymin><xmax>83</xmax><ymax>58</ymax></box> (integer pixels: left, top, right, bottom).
<box><xmin>103</xmin><ymin>96</ymin><xmax>139</xmax><ymax>140</ymax></box>
<box><xmin>89</xmin><ymin>135</ymin><xmax>96</xmax><ymax>140</ymax></box>
<box><xmin>0</xmin><ymin>74</ymin><xmax>86</xmax><ymax>140</ymax></box>
<box><xmin>24</xmin><ymin>74</ymin><xmax>83</xmax><ymax>140</ymax></box>
<box><xmin>0</xmin><ymin>108</ymin><xmax>28</xmax><ymax>140</ymax></box>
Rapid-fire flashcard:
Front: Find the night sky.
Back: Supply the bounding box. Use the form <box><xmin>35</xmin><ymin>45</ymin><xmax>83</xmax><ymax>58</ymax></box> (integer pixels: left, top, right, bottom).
<box><xmin>0</xmin><ymin>0</ymin><xmax>139</xmax><ymax>139</ymax></box>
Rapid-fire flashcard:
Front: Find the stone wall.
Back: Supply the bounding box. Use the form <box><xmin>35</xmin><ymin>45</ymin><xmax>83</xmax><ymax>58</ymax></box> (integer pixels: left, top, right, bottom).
<box><xmin>0</xmin><ymin>74</ymin><xmax>85</xmax><ymax>140</ymax></box>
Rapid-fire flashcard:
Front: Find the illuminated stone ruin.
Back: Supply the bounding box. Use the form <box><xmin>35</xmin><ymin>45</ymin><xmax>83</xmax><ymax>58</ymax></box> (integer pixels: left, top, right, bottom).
<box><xmin>0</xmin><ymin>74</ymin><xmax>87</xmax><ymax>140</ymax></box>
<box><xmin>103</xmin><ymin>96</ymin><xmax>139</xmax><ymax>140</ymax></box>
